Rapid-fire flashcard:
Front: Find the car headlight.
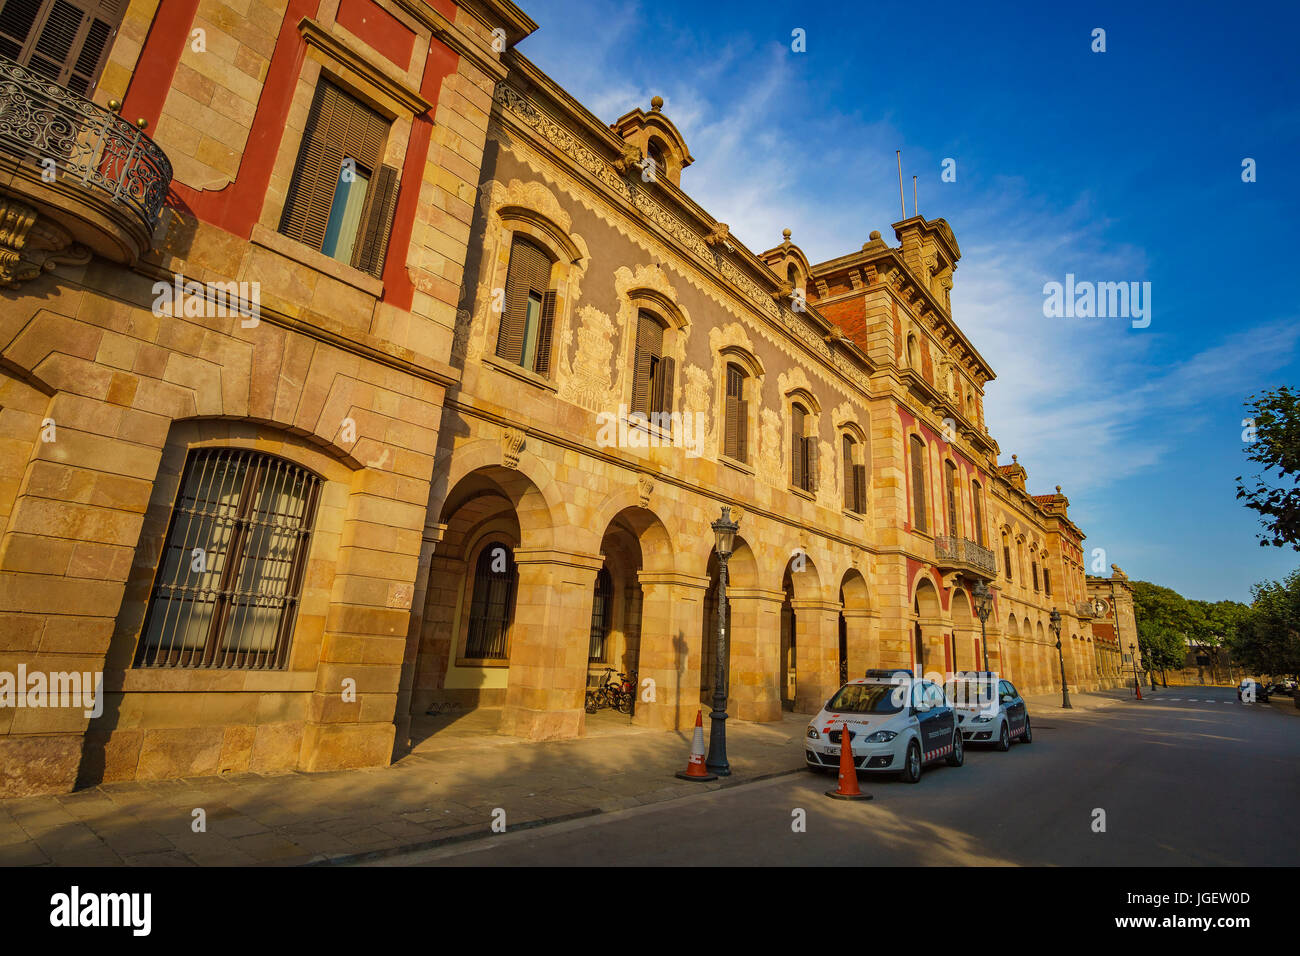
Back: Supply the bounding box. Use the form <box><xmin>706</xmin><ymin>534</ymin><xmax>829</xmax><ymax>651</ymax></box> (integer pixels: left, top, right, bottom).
<box><xmin>806</xmin><ymin>726</ymin><xmax>820</xmax><ymax>739</ymax></box>
<box><xmin>863</xmin><ymin>730</ymin><xmax>897</xmax><ymax>742</ymax></box>
<box><xmin>972</xmin><ymin>715</ymin><xmax>994</xmax><ymax>723</ymax></box>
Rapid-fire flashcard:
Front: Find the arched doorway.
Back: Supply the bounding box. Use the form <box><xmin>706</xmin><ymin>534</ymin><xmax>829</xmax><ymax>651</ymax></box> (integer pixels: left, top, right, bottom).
<box><xmin>839</xmin><ymin>568</ymin><xmax>871</xmax><ymax>683</ymax></box>
<box><xmin>912</xmin><ymin>577</ymin><xmax>942</xmax><ymax>677</ymax></box>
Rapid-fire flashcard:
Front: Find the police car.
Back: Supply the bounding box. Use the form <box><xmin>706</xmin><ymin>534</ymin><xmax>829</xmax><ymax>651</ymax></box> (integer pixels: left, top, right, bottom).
<box><xmin>947</xmin><ymin>672</ymin><xmax>1031</xmax><ymax>750</ymax></box>
<box><xmin>805</xmin><ymin>669</ymin><xmax>963</xmax><ymax>783</ymax></box>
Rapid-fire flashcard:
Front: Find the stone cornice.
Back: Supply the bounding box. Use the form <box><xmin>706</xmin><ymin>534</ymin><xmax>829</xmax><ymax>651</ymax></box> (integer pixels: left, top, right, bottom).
<box><xmin>299</xmin><ymin>18</ymin><xmax>433</xmax><ymax>115</ymax></box>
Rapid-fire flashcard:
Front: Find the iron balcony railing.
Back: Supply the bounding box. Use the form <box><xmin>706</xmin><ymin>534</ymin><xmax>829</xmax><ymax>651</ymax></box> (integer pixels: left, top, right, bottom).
<box><xmin>0</xmin><ymin>54</ymin><xmax>172</xmax><ymax>231</ymax></box>
<box><xmin>934</xmin><ymin>534</ymin><xmax>997</xmax><ymax>576</ymax></box>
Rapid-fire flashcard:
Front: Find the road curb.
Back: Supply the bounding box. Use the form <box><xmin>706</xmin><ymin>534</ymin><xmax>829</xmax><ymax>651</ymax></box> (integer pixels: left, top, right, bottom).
<box><xmin>300</xmin><ymin>765</ymin><xmax>808</xmax><ymax>867</ymax></box>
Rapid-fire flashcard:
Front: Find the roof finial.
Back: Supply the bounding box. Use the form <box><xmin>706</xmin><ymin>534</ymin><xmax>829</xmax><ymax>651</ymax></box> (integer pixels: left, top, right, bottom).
<box><xmin>1056</xmin><ymin>484</ymin><xmax>1062</xmax><ymax>494</ymax></box>
<box><xmin>1012</xmin><ymin>454</ymin><xmax>1018</xmax><ymax>463</ymax></box>
<box><xmin>782</xmin><ymin>227</ymin><xmax>792</xmax><ymax>242</ymax></box>
<box><xmin>650</xmin><ymin>95</ymin><xmax>663</xmax><ymax>111</ymax></box>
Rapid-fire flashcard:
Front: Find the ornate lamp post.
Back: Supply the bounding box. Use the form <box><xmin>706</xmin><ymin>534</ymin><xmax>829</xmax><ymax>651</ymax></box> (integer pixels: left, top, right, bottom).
<box><xmin>705</xmin><ymin>506</ymin><xmax>739</xmax><ymax>776</ymax></box>
<box><xmin>1050</xmin><ymin>608</ymin><xmax>1071</xmax><ymax>709</ymax></box>
<box><xmin>1130</xmin><ymin>641</ymin><xmax>1140</xmax><ymax>691</ymax></box>
<box><xmin>973</xmin><ymin>580</ymin><xmax>993</xmax><ymax>673</ymax></box>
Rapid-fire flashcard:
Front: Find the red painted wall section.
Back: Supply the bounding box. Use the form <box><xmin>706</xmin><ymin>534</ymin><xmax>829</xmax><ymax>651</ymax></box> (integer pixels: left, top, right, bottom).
<box><xmin>337</xmin><ymin>0</ymin><xmax>414</xmax><ymax>67</ymax></box>
<box><xmin>119</xmin><ymin>0</ymin><xmax>199</xmax><ymax>124</ymax></box>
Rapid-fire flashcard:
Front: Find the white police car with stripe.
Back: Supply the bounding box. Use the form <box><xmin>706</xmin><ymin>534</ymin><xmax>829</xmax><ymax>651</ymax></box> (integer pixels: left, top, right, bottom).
<box><xmin>947</xmin><ymin>672</ymin><xmax>1032</xmax><ymax>750</ymax></box>
<box><xmin>806</xmin><ymin>669</ymin><xmax>964</xmax><ymax>783</ymax></box>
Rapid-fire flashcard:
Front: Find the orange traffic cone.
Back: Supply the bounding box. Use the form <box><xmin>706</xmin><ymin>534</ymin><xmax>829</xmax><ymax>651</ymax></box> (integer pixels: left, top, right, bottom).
<box><xmin>825</xmin><ymin>721</ymin><xmax>872</xmax><ymax>801</ymax></box>
<box><xmin>1134</xmin><ymin>677</ymin><xmax>1143</xmax><ymax>700</ymax></box>
<box><xmin>675</xmin><ymin>709</ymin><xmax>717</xmax><ymax>781</ymax></box>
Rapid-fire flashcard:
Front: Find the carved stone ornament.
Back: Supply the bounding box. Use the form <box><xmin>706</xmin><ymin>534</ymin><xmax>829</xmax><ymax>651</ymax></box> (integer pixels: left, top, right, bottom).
<box><xmin>613</xmin><ymin>142</ymin><xmax>643</xmax><ymax>175</ymax></box>
<box><xmin>0</xmin><ymin>197</ymin><xmax>91</xmax><ymax>288</ymax></box>
<box><xmin>703</xmin><ymin>222</ymin><xmax>731</xmax><ymax>248</ymax></box>
<box><xmin>637</xmin><ymin>473</ymin><xmax>653</xmax><ymax>508</ymax></box>
<box><xmin>502</xmin><ymin>427</ymin><xmax>526</xmax><ymax>468</ymax></box>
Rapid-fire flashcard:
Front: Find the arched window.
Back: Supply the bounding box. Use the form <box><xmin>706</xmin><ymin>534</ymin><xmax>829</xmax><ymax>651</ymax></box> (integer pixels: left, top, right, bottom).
<box><xmin>1002</xmin><ymin>530</ymin><xmax>1013</xmax><ymax>581</ymax></box>
<box><xmin>791</xmin><ymin>402</ymin><xmax>817</xmax><ymax>492</ymax></box>
<box><xmin>909</xmin><ymin>435</ymin><xmax>927</xmax><ymax>532</ymax></box>
<box><xmin>972</xmin><ymin>480</ymin><xmax>985</xmax><ymax>547</ymax></box>
<box><xmin>647</xmin><ymin>138</ymin><xmax>667</xmax><ymax>179</ymax></box>
<box><xmin>631</xmin><ymin>310</ymin><xmax>674</xmax><ymax>424</ymax></box>
<box><xmin>496</xmin><ymin>235</ymin><xmax>556</xmax><ymax>375</ymax></box>
<box><xmin>465</xmin><ymin>542</ymin><xmax>517</xmax><ymax>660</ymax></box>
<box><xmin>723</xmin><ymin>362</ymin><xmax>748</xmax><ymax>462</ymax></box>
<box><xmin>588</xmin><ymin>567</ymin><xmax>613</xmax><ymax>662</ymax></box>
<box><xmin>1032</xmin><ymin>559</ymin><xmax>1040</xmax><ymax>592</ymax></box>
<box><xmin>136</xmin><ymin>449</ymin><xmax>321</xmax><ymax>669</ymax></box>
<box><xmin>907</xmin><ymin>335</ymin><xmax>919</xmax><ymax>370</ymax></box>
<box><xmin>944</xmin><ymin>460</ymin><xmax>960</xmax><ymax>536</ymax></box>
<box><xmin>842</xmin><ymin>434</ymin><xmax>866</xmax><ymax>514</ymax></box>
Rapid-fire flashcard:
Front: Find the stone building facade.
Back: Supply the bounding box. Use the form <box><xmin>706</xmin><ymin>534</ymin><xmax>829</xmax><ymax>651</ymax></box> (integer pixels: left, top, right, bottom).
<box><xmin>1</xmin><ymin>0</ymin><xmax>1121</xmax><ymax>797</ymax></box>
<box><xmin>1087</xmin><ymin>567</ymin><xmax>1141</xmax><ymax>685</ymax></box>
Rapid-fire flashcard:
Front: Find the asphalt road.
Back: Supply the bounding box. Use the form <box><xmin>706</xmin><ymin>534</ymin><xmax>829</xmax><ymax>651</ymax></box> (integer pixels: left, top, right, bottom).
<box><xmin>374</xmin><ymin>688</ymin><xmax>1300</xmax><ymax>866</ymax></box>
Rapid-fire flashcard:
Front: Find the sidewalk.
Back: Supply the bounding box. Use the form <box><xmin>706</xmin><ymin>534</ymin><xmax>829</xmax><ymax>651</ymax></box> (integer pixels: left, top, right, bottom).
<box><xmin>0</xmin><ymin>708</ymin><xmax>809</xmax><ymax>867</ymax></box>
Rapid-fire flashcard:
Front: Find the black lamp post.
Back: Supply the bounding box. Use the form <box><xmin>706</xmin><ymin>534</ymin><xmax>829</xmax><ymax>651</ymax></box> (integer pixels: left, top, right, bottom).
<box><xmin>1050</xmin><ymin>608</ymin><xmax>1071</xmax><ymax>709</ymax></box>
<box><xmin>1130</xmin><ymin>641</ymin><xmax>1140</xmax><ymax>691</ymax></box>
<box><xmin>705</xmin><ymin>506</ymin><xmax>739</xmax><ymax>776</ymax></box>
<box><xmin>973</xmin><ymin>580</ymin><xmax>993</xmax><ymax>673</ymax></box>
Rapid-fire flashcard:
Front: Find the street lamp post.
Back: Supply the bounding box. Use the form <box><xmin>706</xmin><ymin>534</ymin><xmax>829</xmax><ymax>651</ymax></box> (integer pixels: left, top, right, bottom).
<box><xmin>1050</xmin><ymin>608</ymin><xmax>1071</xmax><ymax>709</ymax></box>
<box><xmin>705</xmin><ymin>506</ymin><xmax>739</xmax><ymax>777</ymax></box>
<box><xmin>1129</xmin><ymin>641</ymin><xmax>1140</xmax><ymax>692</ymax></box>
<box><xmin>973</xmin><ymin>580</ymin><xmax>993</xmax><ymax>673</ymax></box>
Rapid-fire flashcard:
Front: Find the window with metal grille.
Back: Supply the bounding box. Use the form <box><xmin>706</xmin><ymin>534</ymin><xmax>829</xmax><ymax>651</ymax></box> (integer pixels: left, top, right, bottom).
<box><xmin>631</xmin><ymin>310</ymin><xmax>674</xmax><ymax>426</ymax></box>
<box><xmin>278</xmin><ymin>78</ymin><xmax>400</xmax><ymax>278</ymax></box>
<box><xmin>496</xmin><ymin>235</ymin><xmax>556</xmax><ymax>375</ymax></box>
<box><xmin>135</xmin><ymin>449</ymin><xmax>321</xmax><ymax>670</ymax></box>
<box><xmin>790</xmin><ymin>402</ymin><xmax>817</xmax><ymax>492</ymax></box>
<box><xmin>0</xmin><ymin>0</ymin><xmax>123</xmax><ymax>96</ymax></box>
<box><xmin>909</xmin><ymin>435</ymin><xmax>927</xmax><ymax>532</ymax></box>
<box><xmin>588</xmin><ymin>567</ymin><xmax>612</xmax><ymax>662</ymax></box>
<box><xmin>723</xmin><ymin>363</ymin><xmax>747</xmax><ymax>462</ymax></box>
<box><xmin>464</xmin><ymin>542</ymin><xmax>516</xmax><ymax>660</ymax></box>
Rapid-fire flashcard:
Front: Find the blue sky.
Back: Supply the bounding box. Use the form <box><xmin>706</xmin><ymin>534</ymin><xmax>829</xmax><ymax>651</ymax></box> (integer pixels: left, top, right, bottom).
<box><xmin>515</xmin><ymin>0</ymin><xmax>1300</xmax><ymax>602</ymax></box>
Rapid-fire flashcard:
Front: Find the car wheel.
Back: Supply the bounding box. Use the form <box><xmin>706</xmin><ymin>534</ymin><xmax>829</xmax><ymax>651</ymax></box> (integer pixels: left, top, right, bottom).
<box><xmin>901</xmin><ymin>739</ymin><xmax>923</xmax><ymax>784</ymax></box>
<box><xmin>946</xmin><ymin>727</ymin><xmax>964</xmax><ymax>766</ymax></box>
<box><xmin>1020</xmin><ymin>716</ymin><xmax>1033</xmax><ymax>744</ymax></box>
<box><xmin>996</xmin><ymin>721</ymin><xmax>1011</xmax><ymax>751</ymax></box>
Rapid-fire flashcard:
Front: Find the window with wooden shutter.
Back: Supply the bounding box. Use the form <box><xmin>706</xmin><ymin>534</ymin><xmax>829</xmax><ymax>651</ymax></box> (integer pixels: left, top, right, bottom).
<box><xmin>805</xmin><ymin>433</ymin><xmax>818</xmax><ymax>493</ymax></box>
<box><xmin>0</xmin><ymin>0</ymin><xmax>123</xmax><ymax>96</ymax></box>
<box><xmin>791</xmin><ymin>403</ymin><xmax>805</xmax><ymax>489</ymax></box>
<box><xmin>910</xmin><ymin>436</ymin><xmax>927</xmax><ymax>532</ymax></box>
<box><xmin>724</xmin><ymin>364</ymin><xmax>745</xmax><ymax>461</ymax></box>
<box><xmin>496</xmin><ymin>236</ymin><xmax>554</xmax><ymax>372</ymax></box>
<box><xmin>972</xmin><ymin>482</ymin><xmax>985</xmax><ymax>546</ymax></box>
<box><xmin>945</xmin><ymin>461</ymin><xmax>959</xmax><ymax>536</ymax></box>
<box><xmin>1044</xmin><ymin>567</ymin><xmax>1052</xmax><ymax>596</ymax></box>
<box><xmin>652</xmin><ymin>355</ymin><xmax>675</xmax><ymax>426</ymax></box>
<box><xmin>842</xmin><ymin>435</ymin><xmax>854</xmax><ymax>510</ymax></box>
<box><xmin>1002</xmin><ymin>533</ymin><xmax>1012</xmax><ymax>580</ymax></box>
<box><xmin>279</xmin><ymin>79</ymin><xmax>396</xmax><ymax>276</ymax></box>
<box><xmin>853</xmin><ymin>462</ymin><xmax>867</xmax><ymax>514</ymax></box>
<box><xmin>631</xmin><ymin>311</ymin><xmax>664</xmax><ymax>419</ymax></box>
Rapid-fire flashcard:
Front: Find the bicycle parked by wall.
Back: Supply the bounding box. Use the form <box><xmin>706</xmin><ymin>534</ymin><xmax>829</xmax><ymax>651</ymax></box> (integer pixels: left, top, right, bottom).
<box><xmin>585</xmin><ymin>667</ymin><xmax>636</xmax><ymax>715</ymax></box>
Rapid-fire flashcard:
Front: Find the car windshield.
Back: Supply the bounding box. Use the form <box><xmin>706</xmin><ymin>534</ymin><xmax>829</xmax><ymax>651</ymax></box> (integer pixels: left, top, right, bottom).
<box><xmin>826</xmin><ymin>682</ymin><xmax>904</xmax><ymax>714</ymax></box>
<box><xmin>949</xmin><ymin>680</ymin><xmax>998</xmax><ymax>708</ymax></box>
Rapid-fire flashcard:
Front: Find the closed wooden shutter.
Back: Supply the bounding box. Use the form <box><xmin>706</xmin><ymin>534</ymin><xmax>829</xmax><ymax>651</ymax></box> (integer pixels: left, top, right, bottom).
<box><xmin>654</xmin><ymin>355</ymin><xmax>675</xmax><ymax>420</ymax></box>
<box><xmin>631</xmin><ymin>311</ymin><xmax>663</xmax><ymax>416</ymax></box>
<box><xmin>496</xmin><ymin>236</ymin><xmax>549</xmax><ymax>364</ymax></box>
<box><xmin>910</xmin><ymin>437</ymin><xmax>927</xmax><ymax>531</ymax></box>
<box><xmin>805</xmin><ymin>434</ymin><xmax>818</xmax><ymax>493</ymax></box>
<box><xmin>724</xmin><ymin>365</ymin><xmax>744</xmax><ymax>461</ymax></box>
<box><xmin>1</xmin><ymin>0</ymin><xmax>123</xmax><ymax>96</ymax></box>
<box><xmin>736</xmin><ymin>398</ymin><xmax>747</xmax><ymax>463</ymax></box>
<box><xmin>946</xmin><ymin>462</ymin><xmax>959</xmax><ymax>535</ymax></box>
<box><xmin>279</xmin><ymin>80</ymin><xmax>389</xmax><ymax>255</ymax></box>
<box><xmin>790</xmin><ymin>404</ymin><xmax>805</xmax><ymax>489</ymax></box>
<box><xmin>350</xmin><ymin>163</ymin><xmax>400</xmax><ymax>277</ymax></box>
<box><xmin>972</xmin><ymin>483</ymin><xmax>985</xmax><ymax>546</ymax></box>
<box><xmin>842</xmin><ymin>436</ymin><xmax>854</xmax><ymax>510</ymax></box>
<box><xmin>533</xmin><ymin>290</ymin><xmax>557</xmax><ymax>376</ymax></box>
<box><xmin>853</xmin><ymin>463</ymin><xmax>867</xmax><ymax>514</ymax></box>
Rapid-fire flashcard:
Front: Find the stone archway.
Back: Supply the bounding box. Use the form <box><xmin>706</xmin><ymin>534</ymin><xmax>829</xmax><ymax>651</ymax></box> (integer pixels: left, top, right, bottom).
<box><xmin>839</xmin><ymin>568</ymin><xmax>872</xmax><ymax>683</ymax></box>
<box><xmin>912</xmin><ymin>576</ymin><xmax>942</xmax><ymax>678</ymax></box>
<box><xmin>779</xmin><ymin>550</ymin><xmax>834</xmax><ymax>713</ymax></box>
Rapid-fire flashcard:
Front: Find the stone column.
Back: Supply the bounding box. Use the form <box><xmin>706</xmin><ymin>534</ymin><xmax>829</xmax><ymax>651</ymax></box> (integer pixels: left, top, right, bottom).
<box><xmin>791</xmin><ymin>599</ymin><xmax>841</xmax><ymax>713</ymax></box>
<box><xmin>633</xmin><ymin>570</ymin><xmax>709</xmax><ymax>732</ymax></box>
<box><xmin>498</xmin><ymin>547</ymin><xmax>604</xmax><ymax>740</ymax></box>
<box><xmin>915</xmin><ymin>616</ymin><xmax>947</xmax><ymax>680</ymax></box>
<box><xmin>394</xmin><ymin>521</ymin><xmax>446</xmax><ymax>753</ymax></box>
<box><xmin>841</xmin><ymin>608</ymin><xmax>879</xmax><ymax>678</ymax></box>
<box><xmin>726</xmin><ymin>587</ymin><xmax>784</xmax><ymax>723</ymax></box>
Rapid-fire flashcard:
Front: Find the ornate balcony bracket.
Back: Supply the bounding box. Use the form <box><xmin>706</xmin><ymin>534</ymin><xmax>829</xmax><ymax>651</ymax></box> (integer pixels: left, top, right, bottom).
<box><xmin>0</xmin><ymin>196</ymin><xmax>91</xmax><ymax>288</ymax></box>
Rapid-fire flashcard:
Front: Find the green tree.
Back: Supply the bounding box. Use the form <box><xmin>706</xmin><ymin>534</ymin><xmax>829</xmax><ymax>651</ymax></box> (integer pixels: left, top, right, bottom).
<box><xmin>1237</xmin><ymin>386</ymin><xmax>1300</xmax><ymax>550</ymax></box>
<box><xmin>1131</xmin><ymin>580</ymin><xmax>1193</xmax><ymax>681</ymax></box>
<box><xmin>1186</xmin><ymin>599</ymin><xmax>1250</xmax><ymax>683</ymax></box>
<box><xmin>1229</xmin><ymin>571</ymin><xmax>1300</xmax><ymax>698</ymax></box>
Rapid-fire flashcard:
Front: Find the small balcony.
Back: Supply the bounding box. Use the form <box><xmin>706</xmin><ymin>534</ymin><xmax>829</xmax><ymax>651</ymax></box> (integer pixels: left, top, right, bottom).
<box><xmin>934</xmin><ymin>534</ymin><xmax>997</xmax><ymax>579</ymax></box>
<box><xmin>0</xmin><ymin>54</ymin><xmax>173</xmax><ymax>285</ymax></box>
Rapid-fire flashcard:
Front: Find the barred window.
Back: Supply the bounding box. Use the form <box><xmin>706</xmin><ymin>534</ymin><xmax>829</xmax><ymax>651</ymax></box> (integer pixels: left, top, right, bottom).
<box><xmin>588</xmin><ymin>567</ymin><xmax>612</xmax><ymax>662</ymax></box>
<box><xmin>136</xmin><ymin>449</ymin><xmax>321</xmax><ymax>669</ymax></box>
<box><xmin>465</xmin><ymin>542</ymin><xmax>516</xmax><ymax>660</ymax></box>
